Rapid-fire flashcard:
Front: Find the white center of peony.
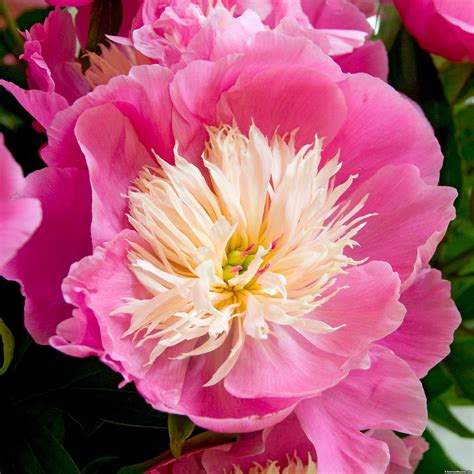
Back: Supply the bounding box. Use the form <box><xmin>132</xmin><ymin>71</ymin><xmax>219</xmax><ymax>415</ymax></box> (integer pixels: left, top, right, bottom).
<box><xmin>232</xmin><ymin>453</ymin><xmax>317</xmax><ymax>474</ymax></box>
<box><xmin>113</xmin><ymin>124</ymin><xmax>370</xmax><ymax>385</ymax></box>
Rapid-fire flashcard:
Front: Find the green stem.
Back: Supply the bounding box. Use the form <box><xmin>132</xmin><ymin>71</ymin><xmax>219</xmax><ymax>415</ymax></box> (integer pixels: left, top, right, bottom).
<box><xmin>0</xmin><ymin>0</ymin><xmax>23</xmax><ymax>56</ymax></box>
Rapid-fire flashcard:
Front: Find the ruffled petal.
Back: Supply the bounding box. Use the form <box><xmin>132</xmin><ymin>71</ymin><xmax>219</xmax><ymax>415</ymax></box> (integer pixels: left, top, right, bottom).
<box><xmin>381</xmin><ymin>268</ymin><xmax>461</xmax><ymax>377</ymax></box>
<box><xmin>2</xmin><ymin>167</ymin><xmax>91</xmax><ymax>344</ymax></box>
<box><xmin>347</xmin><ymin>165</ymin><xmax>456</xmax><ymax>286</ymax></box>
<box><xmin>302</xmin><ymin>262</ymin><xmax>405</xmax><ymax>357</ymax></box>
<box><xmin>325</xmin><ymin>73</ymin><xmax>445</xmax><ymax>186</ymax></box>
<box><xmin>74</xmin><ymin>103</ymin><xmax>153</xmax><ymax>246</ymax></box>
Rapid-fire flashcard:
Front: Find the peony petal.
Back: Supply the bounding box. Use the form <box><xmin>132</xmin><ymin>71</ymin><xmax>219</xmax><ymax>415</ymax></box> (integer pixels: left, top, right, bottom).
<box><xmin>201</xmin><ymin>414</ymin><xmax>314</xmax><ymax>472</ymax></box>
<box><xmin>380</xmin><ymin>268</ymin><xmax>461</xmax><ymax>377</ymax></box>
<box><xmin>2</xmin><ymin>167</ymin><xmax>91</xmax><ymax>344</ymax></box>
<box><xmin>0</xmin><ymin>132</ymin><xmax>42</xmax><ymax>268</ymax></box>
<box><xmin>74</xmin><ymin>103</ymin><xmax>153</xmax><ymax>247</ymax></box>
<box><xmin>224</xmin><ymin>324</ymin><xmax>352</xmax><ymax>398</ymax></box>
<box><xmin>296</xmin><ymin>399</ymin><xmax>390</xmax><ymax>474</ymax></box>
<box><xmin>335</xmin><ymin>39</ymin><xmax>388</xmax><ymax>81</ymax></box>
<box><xmin>0</xmin><ymin>79</ymin><xmax>68</xmax><ymax>130</ymax></box>
<box><xmin>216</xmin><ymin>64</ymin><xmax>347</xmax><ymax>149</ymax></box>
<box><xmin>61</xmin><ymin>229</ymin><xmax>195</xmax><ymax>407</ymax></box>
<box><xmin>176</xmin><ymin>332</ymin><xmax>298</xmax><ymax>432</ymax></box>
<box><xmin>42</xmin><ymin>65</ymin><xmax>174</xmax><ymax>169</ymax></box>
<box><xmin>22</xmin><ymin>8</ymin><xmax>90</xmax><ymax>103</ymax></box>
<box><xmin>346</xmin><ymin>165</ymin><xmax>456</xmax><ymax>285</ymax></box>
<box><xmin>368</xmin><ymin>430</ymin><xmax>429</xmax><ymax>474</ymax></box>
<box><xmin>301</xmin><ymin>0</ymin><xmax>371</xmax><ymax>34</ymax></box>
<box><xmin>325</xmin><ymin>73</ymin><xmax>445</xmax><ymax>186</ymax></box>
<box><xmin>319</xmin><ymin>345</ymin><xmax>427</xmax><ymax>435</ymax></box>
<box><xmin>171</xmin><ymin>30</ymin><xmax>345</xmax><ymax>160</ymax></box>
<box><xmin>295</xmin><ymin>346</ymin><xmax>427</xmax><ymax>473</ymax></box>
<box><xmin>302</xmin><ymin>262</ymin><xmax>405</xmax><ymax>357</ymax></box>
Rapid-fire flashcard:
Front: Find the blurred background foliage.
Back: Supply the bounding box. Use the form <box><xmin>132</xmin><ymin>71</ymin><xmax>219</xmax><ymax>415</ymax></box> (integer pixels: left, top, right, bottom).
<box><xmin>0</xmin><ymin>2</ymin><xmax>473</xmax><ymax>473</ymax></box>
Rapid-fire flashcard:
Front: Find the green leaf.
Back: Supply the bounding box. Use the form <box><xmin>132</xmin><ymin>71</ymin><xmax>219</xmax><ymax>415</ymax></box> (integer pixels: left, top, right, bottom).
<box><xmin>456</xmin><ymin>285</ymin><xmax>474</xmax><ymax>320</ymax></box>
<box><xmin>428</xmin><ymin>398</ymin><xmax>474</xmax><ymax>437</ymax></box>
<box><xmin>416</xmin><ymin>429</ymin><xmax>462</xmax><ymax>473</ymax></box>
<box><xmin>445</xmin><ymin>338</ymin><xmax>474</xmax><ymax>401</ymax></box>
<box><xmin>0</xmin><ymin>318</ymin><xmax>14</xmax><ymax>375</ymax></box>
<box><xmin>423</xmin><ymin>364</ymin><xmax>453</xmax><ymax>401</ymax></box>
<box><xmin>168</xmin><ymin>414</ymin><xmax>195</xmax><ymax>459</ymax></box>
<box><xmin>81</xmin><ymin>456</ymin><xmax>119</xmax><ymax>474</ymax></box>
<box><xmin>454</xmin><ymin>100</ymin><xmax>474</xmax><ymax>164</ymax></box>
<box><xmin>0</xmin><ymin>403</ymin><xmax>79</xmax><ymax>474</ymax></box>
<box><xmin>0</xmin><ymin>104</ymin><xmax>24</xmax><ymax>131</ymax></box>
<box><xmin>436</xmin><ymin>59</ymin><xmax>473</xmax><ymax>106</ymax></box>
<box><xmin>86</xmin><ymin>0</ymin><xmax>123</xmax><ymax>53</ymax></box>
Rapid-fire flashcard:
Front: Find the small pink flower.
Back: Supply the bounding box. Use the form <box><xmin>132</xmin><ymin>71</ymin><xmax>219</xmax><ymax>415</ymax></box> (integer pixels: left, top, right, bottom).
<box><xmin>394</xmin><ymin>0</ymin><xmax>474</xmax><ymax>62</ymax></box>
<box><xmin>1</xmin><ymin>28</ymin><xmax>459</xmax><ymax>437</ymax></box>
<box><xmin>0</xmin><ymin>135</ymin><xmax>42</xmax><ymax>270</ymax></box>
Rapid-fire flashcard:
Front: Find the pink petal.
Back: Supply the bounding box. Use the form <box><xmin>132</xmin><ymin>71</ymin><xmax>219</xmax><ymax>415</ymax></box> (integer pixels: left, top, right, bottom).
<box><xmin>296</xmin><ymin>399</ymin><xmax>390</xmax><ymax>474</ymax></box>
<box><xmin>0</xmin><ymin>79</ymin><xmax>68</xmax><ymax>130</ymax></box>
<box><xmin>171</xmin><ymin>30</ymin><xmax>345</xmax><ymax>160</ymax></box>
<box><xmin>74</xmin><ymin>103</ymin><xmax>154</xmax><ymax>247</ymax></box>
<box><xmin>347</xmin><ymin>165</ymin><xmax>456</xmax><ymax>286</ymax></box>
<box><xmin>201</xmin><ymin>414</ymin><xmax>314</xmax><ymax>472</ymax></box>
<box><xmin>302</xmin><ymin>262</ymin><xmax>405</xmax><ymax>357</ymax></box>
<box><xmin>434</xmin><ymin>0</ymin><xmax>474</xmax><ymax>34</ymax></box>
<box><xmin>177</xmin><ymin>334</ymin><xmax>298</xmax><ymax>432</ymax></box>
<box><xmin>394</xmin><ymin>0</ymin><xmax>471</xmax><ymax>62</ymax></box>
<box><xmin>325</xmin><ymin>73</ymin><xmax>444</xmax><ymax>186</ymax></box>
<box><xmin>2</xmin><ymin>168</ymin><xmax>91</xmax><ymax>344</ymax></box>
<box><xmin>224</xmin><ymin>324</ymin><xmax>353</xmax><ymax>399</ymax></box>
<box><xmin>216</xmin><ymin>64</ymin><xmax>347</xmax><ymax>150</ymax></box>
<box><xmin>318</xmin><ymin>345</ymin><xmax>427</xmax><ymax>435</ymax></box>
<box><xmin>0</xmin><ymin>134</ymin><xmax>25</xmax><ymax>199</ymax></box>
<box><xmin>302</xmin><ymin>0</ymin><xmax>372</xmax><ymax>34</ymax></box>
<box><xmin>22</xmin><ymin>8</ymin><xmax>90</xmax><ymax>103</ymax></box>
<box><xmin>295</xmin><ymin>345</ymin><xmax>427</xmax><ymax>473</ymax></box>
<box><xmin>43</xmin><ymin>65</ymin><xmax>174</xmax><ymax>169</ymax></box>
<box><xmin>368</xmin><ymin>430</ymin><xmax>429</xmax><ymax>474</ymax></box>
<box><xmin>335</xmin><ymin>39</ymin><xmax>389</xmax><ymax>81</ymax></box>
<box><xmin>60</xmin><ymin>229</ymin><xmax>195</xmax><ymax>406</ymax></box>
<box><xmin>380</xmin><ymin>268</ymin><xmax>461</xmax><ymax>377</ymax></box>
<box><xmin>0</xmin><ymin>199</ymin><xmax>42</xmax><ymax>269</ymax></box>
<box><xmin>0</xmin><ymin>133</ymin><xmax>42</xmax><ymax>268</ymax></box>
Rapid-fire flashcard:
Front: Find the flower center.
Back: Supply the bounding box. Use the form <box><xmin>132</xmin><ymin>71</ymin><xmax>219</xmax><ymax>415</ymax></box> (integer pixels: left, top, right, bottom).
<box><xmin>113</xmin><ymin>124</ymin><xmax>370</xmax><ymax>385</ymax></box>
<box><xmin>232</xmin><ymin>453</ymin><xmax>317</xmax><ymax>474</ymax></box>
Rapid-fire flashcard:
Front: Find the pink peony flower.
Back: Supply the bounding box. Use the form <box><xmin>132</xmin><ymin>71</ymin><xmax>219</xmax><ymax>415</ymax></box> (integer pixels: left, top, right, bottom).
<box><xmin>1</xmin><ymin>28</ymin><xmax>460</xmax><ymax>437</ymax></box>
<box><xmin>4</xmin><ymin>0</ymin><xmax>387</xmax><ymax>119</ymax></box>
<box><xmin>394</xmin><ymin>0</ymin><xmax>474</xmax><ymax>62</ymax></box>
<box><xmin>148</xmin><ymin>371</ymin><xmax>428</xmax><ymax>473</ymax></box>
<box><xmin>0</xmin><ymin>135</ymin><xmax>42</xmax><ymax>270</ymax></box>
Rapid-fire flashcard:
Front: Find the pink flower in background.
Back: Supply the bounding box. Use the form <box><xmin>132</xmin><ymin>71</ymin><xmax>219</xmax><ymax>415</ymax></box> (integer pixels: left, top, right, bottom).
<box><xmin>0</xmin><ymin>135</ymin><xmax>42</xmax><ymax>270</ymax></box>
<box><xmin>2</xmin><ymin>0</ymin><xmax>388</xmax><ymax>120</ymax></box>
<box><xmin>394</xmin><ymin>0</ymin><xmax>474</xmax><ymax>62</ymax></box>
<box><xmin>149</xmin><ymin>357</ymin><xmax>428</xmax><ymax>473</ymax></box>
<box><xmin>120</xmin><ymin>0</ymin><xmax>387</xmax><ymax>77</ymax></box>
<box><xmin>1</xmin><ymin>25</ymin><xmax>459</xmax><ymax>438</ymax></box>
